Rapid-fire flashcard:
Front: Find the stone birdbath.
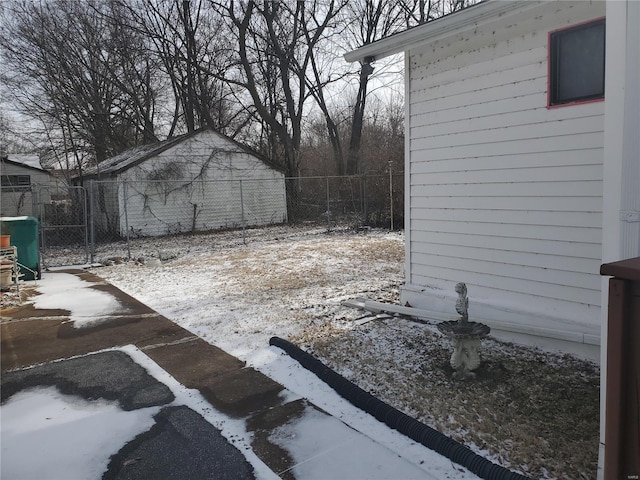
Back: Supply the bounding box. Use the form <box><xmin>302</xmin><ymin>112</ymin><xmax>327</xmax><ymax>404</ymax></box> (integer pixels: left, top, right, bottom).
<box><xmin>437</xmin><ymin>283</ymin><xmax>490</xmax><ymax>380</ymax></box>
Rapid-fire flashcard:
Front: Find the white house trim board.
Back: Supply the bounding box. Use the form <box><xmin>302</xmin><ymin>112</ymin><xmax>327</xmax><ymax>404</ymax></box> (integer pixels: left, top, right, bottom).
<box><xmin>599</xmin><ymin>1</ymin><xmax>640</xmax><ymax>477</ymax></box>
<box><xmin>404</xmin><ymin>50</ymin><xmax>412</xmax><ymax>308</ymax></box>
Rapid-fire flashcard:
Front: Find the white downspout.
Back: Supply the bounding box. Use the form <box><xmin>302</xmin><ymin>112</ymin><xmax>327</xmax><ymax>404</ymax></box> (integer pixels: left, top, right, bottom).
<box><xmin>403</xmin><ymin>50</ymin><xmax>412</xmax><ymax>290</ymax></box>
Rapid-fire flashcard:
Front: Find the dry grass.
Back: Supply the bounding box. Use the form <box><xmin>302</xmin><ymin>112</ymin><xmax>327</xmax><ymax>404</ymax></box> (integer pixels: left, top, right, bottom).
<box><xmin>0</xmin><ymin>286</ymin><xmax>37</xmax><ymax>311</ymax></box>
<box><xmin>264</xmin><ymin>232</ymin><xmax>600</xmax><ymax>480</ymax></box>
<box><xmin>292</xmin><ymin>303</ymin><xmax>600</xmax><ymax>480</ymax></box>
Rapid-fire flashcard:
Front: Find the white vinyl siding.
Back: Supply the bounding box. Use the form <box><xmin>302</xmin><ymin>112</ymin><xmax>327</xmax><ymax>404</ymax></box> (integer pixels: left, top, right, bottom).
<box><xmin>405</xmin><ymin>1</ymin><xmax>605</xmax><ymax>326</ymax></box>
<box><xmin>0</xmin><ymin>161</ymin><xmax>55</xmax><ymax>217</ymax></box>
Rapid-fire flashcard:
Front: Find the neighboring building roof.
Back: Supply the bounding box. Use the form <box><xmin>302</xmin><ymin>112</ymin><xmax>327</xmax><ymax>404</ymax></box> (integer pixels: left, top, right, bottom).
<box><xmin>83</xmin><ymin>127</ymin><xmax>275</xmax><ymax>177</ymax></box>
<box><xmin>1</xmin><ymin>155</ymin><xmax>49</xmax><ymax>174</ymax></box>
<box><xmin>344</xmin><ymin>0</ymin><xmax>546</xmax><ymax>63</ymax></box>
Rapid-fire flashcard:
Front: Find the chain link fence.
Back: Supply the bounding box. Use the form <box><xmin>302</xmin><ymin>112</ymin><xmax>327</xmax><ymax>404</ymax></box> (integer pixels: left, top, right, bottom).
<box><xmin>88</xmin><ymin>177</ymin><xmax>288</xmax><ymax>241</ymax></box>
<box><xmin>288</xmin><ymin>174</ymin><xmax>404</xmax><ymax>229</ymax></box>
<box><xmin>2</xmin><ymin>173</ymin><xmax>403</xmax><ymax>268</ymax></box>
<box><xmin>36</xmin><ymin>185</ymin><xmax>89</xmax><ymax>268</ymax></box>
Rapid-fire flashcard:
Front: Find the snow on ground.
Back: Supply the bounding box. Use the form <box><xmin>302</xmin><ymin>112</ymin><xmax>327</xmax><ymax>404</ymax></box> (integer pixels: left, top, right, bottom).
<box><xmin>91</xmin><ymin>227</ymin><xmax>404</xmax><ymax>361</ymax></box>
<box><xmin>270</xmin><ymin>406</ymin><xmax>434</xmax><ymax>480</ymax></box>
<box><xmin>82</xmin><ymin>225</ymin><xmax>600</xmax><ymax>480</ymax></box>
<box><xmin>1</xmin><ymin>345</ymin><xmax>278</xmax><ymax>480</ymax></box>
<box><xmin>33</xmin><ymin>273</ymin><xmax>124</xmax><ymax>327</ymax></box>
<box><xmin>2</xmin><ymin>386</ymin><xmax>159</xmax><ymax>480</ymax></box>
<box><xmin>85</xmin><ymin>227</ymin><xmax>485</xmax><ymax>477</ymax></box>
<box><xmin>25</xmin><ymin>225</ymin><xmax>599</xmax><ymax>479</ymax></box>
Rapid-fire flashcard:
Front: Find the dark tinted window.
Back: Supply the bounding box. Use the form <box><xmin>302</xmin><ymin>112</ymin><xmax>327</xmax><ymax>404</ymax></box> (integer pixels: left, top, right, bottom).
<box><xmin>1</xmin><ymin>175</ymin><xmax>31</xmax><ymax>191</ymax></box>
<box><xmin>549</xmin><ymin>19</ymin><xmax>605</xmax><ymax>106</ymax></box>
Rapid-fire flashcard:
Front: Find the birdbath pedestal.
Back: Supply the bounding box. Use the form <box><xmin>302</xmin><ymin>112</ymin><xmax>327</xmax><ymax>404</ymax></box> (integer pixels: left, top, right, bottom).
<box><xmin>437</xmin><ymin>283</ymin><xmax>490</xmax><ymax>380</ymax></box>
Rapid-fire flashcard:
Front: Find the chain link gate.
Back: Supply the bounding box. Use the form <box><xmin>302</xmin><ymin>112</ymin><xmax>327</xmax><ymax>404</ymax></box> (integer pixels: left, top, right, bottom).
<box><xmin>35</xmin><ymin>185</ymin><xmax>89</xmax><ymax>268</ymax></box>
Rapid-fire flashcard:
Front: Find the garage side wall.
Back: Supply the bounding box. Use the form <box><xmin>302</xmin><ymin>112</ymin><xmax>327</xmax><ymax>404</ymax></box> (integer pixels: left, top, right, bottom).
<box><xmin>117</xmin><ymin>131</ymin><xmax>287</xmax><ymax>237</ymax></box>
<box><xmin>401</xmin><ymin>1</ymin><xmax>606</xmax><ymax>346</ymax></box>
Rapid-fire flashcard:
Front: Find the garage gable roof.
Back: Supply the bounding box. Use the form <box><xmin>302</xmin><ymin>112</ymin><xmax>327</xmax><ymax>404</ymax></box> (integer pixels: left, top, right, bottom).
<box><xmin>84</xmin><ymin>127</ymin><xmax>274</xmax><ymax>177</ymax></box>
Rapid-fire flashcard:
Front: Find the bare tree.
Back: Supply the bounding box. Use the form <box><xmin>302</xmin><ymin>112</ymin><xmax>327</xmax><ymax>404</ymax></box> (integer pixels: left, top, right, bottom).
<box><xmin>0</xmin><ymin>0</ymin><xmax>162</xmax><ymax>176</ymax></box>
<box><xmin>300</xmin><ymin>91</ymin><xmax>404</xmax><ymax>175</ymax></box>
<box><xmin>116</xmin><ymin>0</ymin><xmax>239</xmax><ymax>135</ymax></box>
<box><xmin>399</xmin><ymin>0</ymin><xmax>478</xmax><ymax>26</ymax></box>
<box><xmin>211</xmin><ymin>1</ymin><xmax>350</xmax><ymax>180</ymax></box>
<box><xmin>0</xmin><ymin>111</ymin><xmax>33</xmax><ymax>158</ymax></box>
<box><xmin>325</xmin><ymin>0</ymin><xmax>477</xmax><ymax>175</ymax></box>
<box><xmin>0</xmin><ymin>0</ymin><xmax>479</xmax><ymax>189</ymax></box>
<box><xmin>98</xmin><ymin>1</ymin><xmax>161</xmax><ymax>144</ymax></box>
<box><xmin>296</xmin><ymin>2</ymin><xmax>350</xmax><ymax>175</ymax></box>
<box><xmin>342</xmin><ymin>1</ymin><xmax>406</xmax><ymax>175</ymax></box>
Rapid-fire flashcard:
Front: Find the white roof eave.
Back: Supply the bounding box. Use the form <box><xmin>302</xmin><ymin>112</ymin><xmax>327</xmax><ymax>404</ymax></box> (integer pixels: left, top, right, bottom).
<box><xmin>343</xmin><ymin>0</ymin><xmax>544</xmax><ymax>64</ymax></box>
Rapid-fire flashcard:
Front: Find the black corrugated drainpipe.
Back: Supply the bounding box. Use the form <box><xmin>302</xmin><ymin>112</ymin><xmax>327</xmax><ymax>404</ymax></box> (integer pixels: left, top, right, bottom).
<box><xmin>269</xmin><ymin>336</ymin><xmax>531</xmax><ymax>480</ymax></box>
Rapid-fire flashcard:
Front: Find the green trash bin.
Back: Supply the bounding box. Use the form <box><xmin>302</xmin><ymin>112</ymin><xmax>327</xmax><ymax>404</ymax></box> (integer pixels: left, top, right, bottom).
<box><xmin>0</xmin><ymin>216</ymin><xmax>40</xmax><ymax>280</ymax></box>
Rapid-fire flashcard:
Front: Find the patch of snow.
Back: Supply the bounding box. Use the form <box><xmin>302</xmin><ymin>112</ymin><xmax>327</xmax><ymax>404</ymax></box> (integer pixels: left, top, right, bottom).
<box><xmin>33</xmin><ymin>273</ymin><xmax>124</xmax><ymax>327</ymax></box>
<box><xmin>0</xmin><ymin>387</ymin><xmax>159</xmax><ymax>480</ymax></box>
<box><xmin>7</xmin><ymin>154</ymin><xmax>43</xmax><ymax>170</ymax></box>
<box><xmin>269</xmin><ymin>406</ymin><xmax>445</xmax><ymax>480</ymax></box>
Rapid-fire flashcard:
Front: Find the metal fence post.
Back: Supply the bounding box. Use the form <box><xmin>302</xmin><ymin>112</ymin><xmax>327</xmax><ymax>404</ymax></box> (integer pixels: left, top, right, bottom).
<box><xmin>123</xmin><ymin>181</ymin><xmax>131</xmax><ymax>259</ymax></box>
<box><xmin>35</xmin><ymin>186</ymin><xmax>46</xmax><ymax>254</ymax></box>
<box><xmin>88</xmin><ymin>180</ymin><xmax>95</xmax><ymax>264</ymax></box>
<box><xmin>389</xmin><ymin>162</ymin><xmax>394</xmax><ymax>231</ymax></box>
<box><xmin>239</xmin><ymin>179</ymin><xmax>246</xmax><ymax>245</ymax></box>
<box><xmin>81</xmin><ymin>186</ymin><xmax>89</xmax><ymax>264</ymax></box>
<box><xmin>362</xmin><ymin>175</ymin><xmax>368</xmax><ymax>225</ymax></box>
<box><xmin>326</xmin><ymin>176</ymin><xmax>331</xmax><ymax>231</ymax></box>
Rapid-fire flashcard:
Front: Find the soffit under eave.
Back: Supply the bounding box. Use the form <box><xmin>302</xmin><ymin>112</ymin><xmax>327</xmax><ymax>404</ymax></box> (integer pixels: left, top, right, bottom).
<box><xmin>344</xmin><ymin>0</ymin><xmax>548</xmax><ymax>64</ymax></box>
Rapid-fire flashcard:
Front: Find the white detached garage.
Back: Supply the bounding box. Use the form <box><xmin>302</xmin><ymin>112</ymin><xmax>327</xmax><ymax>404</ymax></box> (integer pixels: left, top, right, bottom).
<box><xmin>346</xmin><ymin>0</ymin><xmax>640</xmax><ymax>360</ymax></box>
<box><xmin>83</xmin><ymin>127</ymin><xmax>287</xmax><ymax>237</ymax></box>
